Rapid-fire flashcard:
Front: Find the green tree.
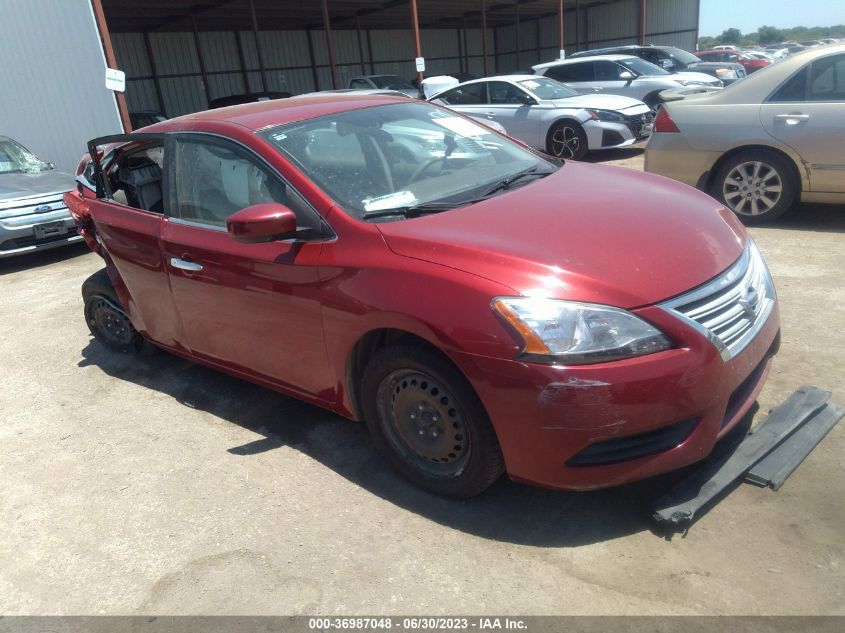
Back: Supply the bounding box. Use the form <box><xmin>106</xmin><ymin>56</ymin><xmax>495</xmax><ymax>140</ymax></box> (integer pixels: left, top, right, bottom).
<box><xmin>719</xmin><ymin>28</ymin><xmax>743</xmax><ymax>44</ymax></box>
<box><xmin>757</xmin><ymin>25</ymin><xmax>783</xmax><ymax>45</ymax></box>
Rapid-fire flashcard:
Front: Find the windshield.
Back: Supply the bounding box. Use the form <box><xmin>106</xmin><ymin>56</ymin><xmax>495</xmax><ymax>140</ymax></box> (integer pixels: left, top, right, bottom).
<box><xmin>665</xmin><ymin>47</ymin><xmax>701</xmax><ymax>65</ymax></box>
<box><xmin>619</xmin><ymin>57</ymin><xmax>670</xmax><ymax>76</ymax></box>
<box><xmin>0</xmin><ymin>139</ymin><xmax>51</xmax><ymax>174</ymax></box>
<box><xmin>262</xmin><ymin>102</ymin><xmax>556</xmax><ymax>220</ymax></box>
<box><xmin>370</xmin><ymin>75</ymin><xmax>415</xmax><ymax>90</ymax></box>
<box><xmin>517</xmin><ymin>77</ymin><xmax>578</xmax><ymax>100</ymax></box>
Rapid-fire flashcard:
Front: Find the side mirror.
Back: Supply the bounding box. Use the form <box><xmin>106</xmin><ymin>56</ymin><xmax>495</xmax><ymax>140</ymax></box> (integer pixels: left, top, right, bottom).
<box><xmin>518</xmin><ymin>93</ymin><xmax>537</xmax><ymax>106</ymax></box>
<box><xmin>619</xmin><ymin>71</ymin><xmax>636</xmax><ymax>81</ymax></box>
<box><xmin>227</xmin><ymin>202</ymin><xmax>298</xmax><ymax>243</ymax></box>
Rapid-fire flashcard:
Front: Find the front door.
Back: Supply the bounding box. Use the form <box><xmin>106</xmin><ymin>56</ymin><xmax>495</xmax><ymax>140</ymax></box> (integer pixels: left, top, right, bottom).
<box><xmin>161</xmin><ymin>133</ymin><xmax>335</xmax><ymax>399</ymax></box>
<box><xmin>483</xmin><ymin>81</ymin><xmax>543</xmax><ymax>146</ymax></box>
<box><xmin>761</xmin><ymin>52</ymin><xmax>845</xmax><ymax>193</ymax></box>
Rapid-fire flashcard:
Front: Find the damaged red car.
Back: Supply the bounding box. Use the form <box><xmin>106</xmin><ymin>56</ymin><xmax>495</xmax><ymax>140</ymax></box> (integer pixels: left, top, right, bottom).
<box><xmin>65</xmin><ymin>96</ymin><xmax>780</xmax><ymax>498</ymax></box>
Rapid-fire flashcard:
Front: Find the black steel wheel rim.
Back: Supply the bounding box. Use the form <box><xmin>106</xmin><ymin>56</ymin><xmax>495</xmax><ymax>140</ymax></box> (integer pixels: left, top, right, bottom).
<box><xmin>88</xmin><ymin>295</ymin><xmax>136</xmax><ymax>346</ymax></box>
<box><xmin>377</xmin><ymin>370</ymin><xmax>470</xmax><ymax>477</ymax></box>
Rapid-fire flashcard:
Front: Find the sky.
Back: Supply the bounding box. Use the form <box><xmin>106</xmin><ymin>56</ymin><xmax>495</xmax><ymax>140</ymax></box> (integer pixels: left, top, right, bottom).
<box><xmin>698</xmin><ymin>0</ymin><xmax>845</xmax><ymax>37</ymax></box>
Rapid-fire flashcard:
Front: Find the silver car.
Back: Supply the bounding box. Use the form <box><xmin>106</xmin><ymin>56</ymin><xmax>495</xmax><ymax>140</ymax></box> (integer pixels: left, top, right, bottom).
<box><xmin>428</xmin><ymin>75</ymin><xmax>653</xmax><ymax>160</ymax></box>
<box><xmin>533</xmin><ymin>55</ymin><xmax>721</xmax><ymax>109</ymax></box>
<box><xmin>0</xmin><ymin>136</ymin><xmax>79</xmax><ymax>258</ymax></box>
<box><xmin>645</xmin><ymin>43</ymin><xmax>845</xmax><ymax>223</ymax></box>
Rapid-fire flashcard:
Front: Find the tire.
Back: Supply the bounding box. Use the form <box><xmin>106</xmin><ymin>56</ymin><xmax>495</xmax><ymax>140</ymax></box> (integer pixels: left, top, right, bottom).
<box><xmin>711</xmin><ymin>150</ymin><xmax>798</xmax><ymax>224</ymax></box>
<box><xmin>82</xmin><ymin>268</ymin><xmax>144</xmax><ymax>354</ymax></box>
<box><xmin>547</xmin><ymin>120</ymin><xmax>589</xmax><ymax>161</ymax></box>
<box><xmin>361</xmin><ymin>343</ymin><xmax>505</xmax><ymax>498</ymax></box>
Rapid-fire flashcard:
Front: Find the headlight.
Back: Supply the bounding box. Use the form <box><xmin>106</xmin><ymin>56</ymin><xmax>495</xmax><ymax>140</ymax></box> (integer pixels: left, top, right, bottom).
<box><xmin>587</xmin><ymin>109</ymin><xmax>625</xmax><ymax>122</ymax></box>
<box><xmin>492</xmin><ymin>297</ymin><xmax>673</xmax><ymax>365</ymax></box>
<box><xmin>715</xmin><ymin>68</ymin><xmax>737</xmax><ymax>79</ymax></box>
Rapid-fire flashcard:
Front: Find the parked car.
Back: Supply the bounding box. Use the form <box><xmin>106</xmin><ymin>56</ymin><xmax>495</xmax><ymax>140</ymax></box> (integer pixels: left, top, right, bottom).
<box><xmin>570</xmin><ymin>45</ymin><xmax>746</xmax><ymax>85</ymax></box>
<box><xmin>208</xmin><ymin>92</ymin><xmax>293</xmax><ymax>109</ymax></box>
<box><xmin>64</xmin><ymin>94</ymin><xmax>780</xmax><ymax>497</ymax></box>
<box><xmin>645</xmin><ymin>44</ymin><xmax>845</xmax><ymax>223</ymax></box>
<box><xmin>129</xmin><ymin>111</ymin><xmax>167</xmax><ymax>130</ymax></box>
<box><xmin>695</xmin><ymin>49</ymin><xmax>771</xmax><ymax>74</ymax></box>
<box><xmin>0</xmin><ymin>136</ymin><xmax>80</xmax><ymax>258</ymax></box>
<box><xmin>533</xmin><ymin>55</ymin><xmax>721</xmax><ymax>109</ymax></box>
<box><xmin>348</xmin><ymin>75</ymin><xmax>418</xmax><ymax>97</ymax></box>
<box><xmin>428</xmin><ymin>75</ymin><xmax>653</xmax><ymax>160</ymax></box>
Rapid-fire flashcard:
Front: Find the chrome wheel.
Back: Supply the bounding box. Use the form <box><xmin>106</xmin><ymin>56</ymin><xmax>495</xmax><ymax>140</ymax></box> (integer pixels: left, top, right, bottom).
<box><xmin>377</xmin><ymin>370</ymin><xmax>470</xmax><ymax>477</ymax></box>
<box><xmin>551</xmin><ymin>125</ymin><xmax>582</xmax><ymax>159</ymax></box>
<box><xmin>722</xmin><ymin>160</ymin><xmax>783</xmax><ymax>217</ymax></box>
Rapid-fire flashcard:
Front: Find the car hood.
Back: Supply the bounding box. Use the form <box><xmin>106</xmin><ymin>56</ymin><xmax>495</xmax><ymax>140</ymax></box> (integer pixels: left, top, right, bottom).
<box><xmin>0</xmin><ymin>169</ymin><xmax>75</xmax><ymax>202</ymax></box>
<box><xmin>548</xmin><ymin>93</ymin><xmax>649</xmax><ymax>112</ymax></box>
<box><xmin>376</xmin><ymin>162</ymin><xmax>746</xmax><ymax>308</ymax></box>
<box><xmin>672</xmin><ymin>71</ymin><xmax>722</xmax><ymax>84</ymax></box>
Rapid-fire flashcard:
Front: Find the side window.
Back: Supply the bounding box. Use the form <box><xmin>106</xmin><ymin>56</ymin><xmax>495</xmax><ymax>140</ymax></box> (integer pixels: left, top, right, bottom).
<box><xmin>808</xmin><ymin>54</ymin><xmax>845</xmax><ymax>101</ymax></box>
<box><xmin>173</xmin><ymin>138</ymin><xmax>319</xmax><ymax>233</ymax></box>
<box><xmin>437</xmin><ymin>82</ymin><xmax>486</xmax><ymax>105</ymax></box>
<box><xmin>108</xmin><ymin>143</ymin><xmax>165</xmax><ymax>213</ymax></box>
<box><xmin>725</xmin><ymin>53</ymin><xmax>740</xmax><ymax>63</ymax></box>
<box><xmin>545</xmin><ymin>62</ymin><xmax>594</xmax><ymax>82</ymax></box>
<box><xmin>769</xmin><ymin>67</ymin><xmax>808</xmax><ymax>102</ymax></box>
<box><xmin>488</xmin><ymin>81</ymin><xmax>527</xmax><ymax>104</ymax></box>
<box><xmin>641</xmin><ymin>50</ymin><xmax>660</xmax><ymax>65</ymax></box>
<box><xmin>351</xmin><ymin>79</ymin><xmax>368</xmax><ymax>89</ymax></box>
<box><xmin>595</xmin><ymin>61</ymin><xmax>624</xmax><ymax>81</ymax></box>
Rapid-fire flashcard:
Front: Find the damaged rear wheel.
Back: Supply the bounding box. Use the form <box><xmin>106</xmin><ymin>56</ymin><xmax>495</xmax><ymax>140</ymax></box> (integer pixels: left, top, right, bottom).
<box><xmin>82</xmin><ymin>269</ymin><xmax>144</xmax><ymax>354</ymax></box>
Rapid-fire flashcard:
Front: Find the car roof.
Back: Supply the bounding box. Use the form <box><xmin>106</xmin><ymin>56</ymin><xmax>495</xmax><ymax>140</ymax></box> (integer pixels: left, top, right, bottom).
<box><xmin>454</xmin><ymin>74</ymin><xmax>537</xmax><ymax>85</ymax></box>
<box><xmin>143</xmin><ymin>94</ymin><xmax>410</xmax><ymax>133</ymax></box>
<box><xmin>534</xmin><ymin>54</ymin><xmax>633</xmax><ymax>69</ymax></box>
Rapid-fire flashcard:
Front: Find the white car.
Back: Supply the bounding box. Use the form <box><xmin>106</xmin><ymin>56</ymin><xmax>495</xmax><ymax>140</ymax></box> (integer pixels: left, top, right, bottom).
<box><xmin>533</xmin><ymin>55</ymin><xmax>721</xmax><ymax>109</ymax></box>
<box><xmin>428</xmin><ymin>75</ymin><xmax>653</xmax><ymax>160</ymax></box>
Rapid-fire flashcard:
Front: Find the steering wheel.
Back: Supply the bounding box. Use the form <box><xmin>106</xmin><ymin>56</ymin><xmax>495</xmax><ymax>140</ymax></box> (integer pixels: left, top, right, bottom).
<box><xmin>408</xmin><ymin>157</ymin><xmax>444</xmax><ymax>184</ymax></box>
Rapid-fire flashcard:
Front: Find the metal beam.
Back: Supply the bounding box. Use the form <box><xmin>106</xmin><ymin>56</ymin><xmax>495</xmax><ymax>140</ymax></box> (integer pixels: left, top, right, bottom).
<box><xmin>249</xmin><ymin>0</ymin><xmax>268</xmax><ymax>91</ymax></box>
<box><xmin>410</xmin><ymin>0</ymin><xmax>423</xmax><ymax>89</ymax></box>
<box><xmin>234</xmin><ymin>30</ymin><xmax>251</xmax><ymax>93</ymax></box>
<box><xmin>191</xmin><ymin>15</ymin><xmax>212</xmax><ymax>105</ymax></box>
<box><xmin>481</xmin><ymin>0</ymin><xmax>489</xmax><ymax>75</ymax></box>
<box><xmin>143</xmin><ymin>30</ymin><xmax>166</xmax><ymax>114</ymax></box>
<box><xmin>322</xmin><ymin>0</ymin><xmax>339</xmax><ymax>89</ymax></box>
<box><xmin>515</xmin><ymin>0</ymin><xmax>520</xmax><ymax>70</ymax></box>
<box><xmin>558</xmin><ymin>0</ymin><xmax>564</xmax><ymax>52</ymax></box>
<box><xmin>90</xmin><ymin>0</ymin><xmax>132</xmax><ymax>132</ymax></box>
<box><xmin>639</xmin><ymin>0</ymin><xmax>646</xmax><ymax>45</ymax></box>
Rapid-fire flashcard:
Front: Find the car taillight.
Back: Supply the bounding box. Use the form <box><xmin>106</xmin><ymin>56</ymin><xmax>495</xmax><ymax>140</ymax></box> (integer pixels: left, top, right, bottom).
<box><xmin>654</xmin><ymin>108</ymin><xmax>680</xmax><ymax>133</ymax></box>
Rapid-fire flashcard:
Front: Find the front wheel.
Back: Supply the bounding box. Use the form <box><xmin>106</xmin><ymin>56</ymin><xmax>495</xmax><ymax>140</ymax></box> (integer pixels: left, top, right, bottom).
<box><xmin>361</xmin><ymin>344</ymin><xmax>504</xmax><ymax>498</ymax></box>
<box><xmin>547</xmin><ymin>121</ymin><xmax>589</xmax><ymax>161</ymax></box>
<box><xmin>711</xmin><ymin>150</ymin><xmax>798</xmax><ymax>224</ymax></box>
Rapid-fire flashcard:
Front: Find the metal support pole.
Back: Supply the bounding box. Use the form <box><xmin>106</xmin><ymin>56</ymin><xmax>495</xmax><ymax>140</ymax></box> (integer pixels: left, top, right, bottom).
<box><xmin>639</xmin><ymin>0</ymin><xmax>646</xmax><ymax>45</ymax></box>
<box><xmin>366</xmin><ymin>29</ymin><xmax>376</xmax><ymax>74</ymax></box>
<box><xmin>90</xmin><ymin>0</ymin><xmax>132</xmax><ymax>131</ymax></box>
<box><xmin>456</xmin><ymin>29</ymin><xmax>464</xmax><ymax>73</ymax></box>
<box><xmin>463</xmin><ymin>24</ymin><xmax>469</xmax><ymax>73</ymax></box>
<box><xmin>481</xmin><ymin>0</ymin><xmax>489</xmax><ymax>76</ymax></box>
<box><xmin>575</xmin><ymin>0</ymin><xmax>581</xmax><ymax>51</ymax></box>
<box><xmin>191</xmin><ymin>16</ymin><xmax>212</xmax><ymax>106</ymax></box>
<box><xmin>559</xmin><ymin>0</ymin><xmax>564</xmax><ymax>54</ymax></box>
<box><xmin>234</xmin><ymin>30</ymin><xmax>251</xmax><ymax>92</ymax></box>
<box><xmin>249</xmin><ymin>0</ymin><xmax>268</xmax><ymax>91</ymax></box>
<box><xmin>306</xmin><ymin>29</ymin><xmax>321</xmax><ymax>91</ymax></box>
<box><xmin>143</xmin><ymin>31</ymin><xmax>166</xmax><ymax>114</ymax></box>
<box><xmin>410</xmin><ymin>0</ymin><xmax>423</xmax><ymax>88</ymax></box>
<box><xmin>356</xmin><ymin>16</ymin><xmax>367</xmax><ymax>74</ymax></box>
<box><xmin>515</xmin><ymin>1</ymin><xmax>520</xmax><ymax>70</ymax></box>
<box><xmin>321</xmin><ymin>0</ymin><xmax>339</xmax><ymax>89</ymax></box>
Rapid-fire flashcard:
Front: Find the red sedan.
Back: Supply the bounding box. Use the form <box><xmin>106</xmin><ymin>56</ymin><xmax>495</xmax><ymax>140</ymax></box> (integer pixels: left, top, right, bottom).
<box><xmin>695</xmin><ymin>49</ymin><xmax>772</xmax><ymax>74</ymax></box>
<box><xmin>64</xmin><ymin>95</ymin><xmax>780</xmax><ymax>497</ymax></box>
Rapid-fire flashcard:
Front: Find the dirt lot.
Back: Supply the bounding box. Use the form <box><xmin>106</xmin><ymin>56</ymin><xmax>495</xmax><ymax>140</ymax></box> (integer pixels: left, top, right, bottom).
<box><xmin>1</xmin><ymin>150</ymin><xmax>843</xmax><ymax>615</ymax></box>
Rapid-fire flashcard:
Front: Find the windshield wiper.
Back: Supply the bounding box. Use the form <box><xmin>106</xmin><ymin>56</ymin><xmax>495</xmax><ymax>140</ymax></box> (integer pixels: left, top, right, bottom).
<box><xmin>477</xmin><ymin>166</ymin><xmax>551</xmax><ymax>199</ymax></box>
<box><xmin>362</xmin><ymin>201</ymin><xmax>459</xmax><ymax>220</ymax></box>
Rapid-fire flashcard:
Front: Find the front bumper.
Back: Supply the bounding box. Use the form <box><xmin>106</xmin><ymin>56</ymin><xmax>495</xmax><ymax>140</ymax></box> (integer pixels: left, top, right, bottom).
<box><xmin>584</xmin><ymin>111</ymin><xmax>654</xmax><ymax>151</ymax></box>
<box><xmin>450</xmin><ymin>298</ymin><xmax>780</xmax><ymax>491</ymax></box>
<box><xmin>0</xmin><ymin>210</ymin><xmax>82</xmax><ymax>258</ymax></box>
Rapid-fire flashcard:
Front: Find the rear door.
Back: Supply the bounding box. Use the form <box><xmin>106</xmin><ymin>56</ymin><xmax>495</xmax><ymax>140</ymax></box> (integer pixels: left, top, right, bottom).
<box><xmin>161</xmin><ymin>132</ymin><xmax>335</xmax><ymax>397</ymax></box>
<box><xmin>762</xmin><ymin>52</ymin><xmax>845</xmax><ymax>193</ymax></box>
<box><xmin>542</xmin><ymin>61</ymin><xmax>597</xmax><ymax>93</ymax></box>
<box><xmin>86</xmin><ymin>134</ymin><xmax>185</xmax><ymax>348</ymax></box>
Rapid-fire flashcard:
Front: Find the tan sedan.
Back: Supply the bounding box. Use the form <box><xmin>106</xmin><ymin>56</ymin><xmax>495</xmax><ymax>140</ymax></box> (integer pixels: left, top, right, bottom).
<box><xmin>645</xmin><ymin>43</ymin><xmax>845</xmax><ymax>223</ymax></box>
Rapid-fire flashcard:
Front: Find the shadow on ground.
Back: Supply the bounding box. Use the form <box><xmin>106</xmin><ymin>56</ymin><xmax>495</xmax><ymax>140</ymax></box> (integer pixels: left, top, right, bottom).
<box><xmin>0</xmin><ymin>242</ymin><xmax>91</xmax><ymax>276</ymax></box>
<box><xmin>585</xmin><ymin>147</ymin><xmax>645</xmax><ymax>164</ymax></box>
<box><xmin>769</xmin><ymin>203</ymin><xmax>845</xmax><ymax>234</ymax></box>
<box><xmin>77</xmin><ymin>338</ymin><xmax>742</xmax><ymax>548</ymax></box>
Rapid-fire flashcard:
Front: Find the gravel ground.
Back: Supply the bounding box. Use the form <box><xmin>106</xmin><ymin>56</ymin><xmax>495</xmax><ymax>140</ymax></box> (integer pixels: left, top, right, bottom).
<box><xmin>1</xmin><ymin>149</ymin><xmax>843</xmax><ymax>615</ymax></box>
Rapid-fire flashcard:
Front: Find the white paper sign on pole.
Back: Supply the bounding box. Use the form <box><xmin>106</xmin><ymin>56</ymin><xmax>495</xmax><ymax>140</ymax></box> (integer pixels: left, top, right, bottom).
<box><xmin>415</xmin><ymin>57</ymin><xmax>426</xmax><ymax>72</ymax></box>
<box><xmin>559</xmin><ymin>49</ymin><xmax>566</xmax><ymax>60</ymax></box>
<box><xmin>105</xmin><ymin>68</ymin><xmax>126</xmax><ymax>92</ymax></box>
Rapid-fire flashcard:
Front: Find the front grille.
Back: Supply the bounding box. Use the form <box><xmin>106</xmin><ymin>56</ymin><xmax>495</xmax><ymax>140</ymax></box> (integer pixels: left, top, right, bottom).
<box><xmin>625</xmin><ymin>111</ymin><xmax>654</xmax><ymax>139</ymax></box>
<box><xmin>660</xmin><ymin>241</ymin><xmax>775</xmax><ymax>361</ymax></box>
<box><xmin>0</xmin><ymin>194</ymin><xmax>66</xmax><ymax>219</ymax></box>
<box><xmin>567</xmin><ymin>418</ymin><xmax>698</xmax><ymax>466</ymax></box>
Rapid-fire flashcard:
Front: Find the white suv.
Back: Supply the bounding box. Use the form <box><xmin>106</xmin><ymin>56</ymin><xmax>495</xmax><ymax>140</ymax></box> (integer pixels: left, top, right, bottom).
<box><xmin>533</xmin><ymin>55</ymin><xmax>721</xmax><ymax>109</ymax></box>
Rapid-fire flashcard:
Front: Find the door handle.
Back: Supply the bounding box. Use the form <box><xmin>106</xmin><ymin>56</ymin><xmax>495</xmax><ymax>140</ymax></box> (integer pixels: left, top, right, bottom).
<box><xmin>484</xmin><ymin>112</ymin><xmax>496</xmax><ymax>118</ymax></box>
<box><xmin>774</xmin><ymin>113</ymin><xmax>810</xmax><ymax>123</ymax></box>
<box><xmin>170</xmin><ymin>257</ymin><xmax>203</xmax><ymax>272</ymax></box>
